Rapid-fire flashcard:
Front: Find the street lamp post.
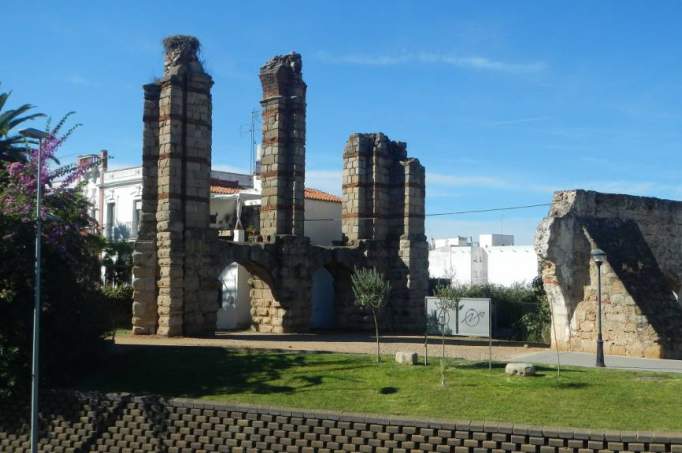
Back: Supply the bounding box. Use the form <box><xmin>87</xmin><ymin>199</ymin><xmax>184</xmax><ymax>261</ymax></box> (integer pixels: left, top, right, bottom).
<box><xmin>591</xmin><ymin>248</ymin><xmax>607</xmax><ymax>368</ymax></box>
<box><xmin>20</xmin><ymin>127</ymin><xmax>50</xmax><ymax>453</ymax></box>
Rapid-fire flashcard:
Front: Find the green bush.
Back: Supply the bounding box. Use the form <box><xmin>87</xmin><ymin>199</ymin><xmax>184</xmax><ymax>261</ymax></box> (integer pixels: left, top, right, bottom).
<box><xmin>101</xmin><ymin>285</ymin><xmax>133</xmax><ymax>330</ymax></box>
<box><xmin>0</xmin><ymin>111</ymin><xmax>110</xmax><ymax>402</ymax></box>
<box><xmin>514</xmin><ymin>278</ymin><xmax>551</xmax><ymax>343</ymax></box>
<box><xmin>0</xmin><ymin>212</ymin><xmax>111</xmax><ymax>401</ymax></box>
<box><xmin>430</xmin><ymin>279</ymin><xmax>550</xmax><ymax>343</ymax></box>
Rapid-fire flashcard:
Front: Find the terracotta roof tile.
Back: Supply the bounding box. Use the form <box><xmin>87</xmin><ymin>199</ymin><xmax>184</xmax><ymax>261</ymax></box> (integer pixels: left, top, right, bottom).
<box><xmin>210</xmin><ymin>186</ymin><xmax>241</xmax><ymax>195</ymax></box>
<box><xmin>304</xmin><ymin>187</ymin><xmax>342</xmax><ymax>203</ymax></box>
<box><xmin>209</xmin><ymin>185</ymin><xmax>341</xmax><ymax>203</ymax></box>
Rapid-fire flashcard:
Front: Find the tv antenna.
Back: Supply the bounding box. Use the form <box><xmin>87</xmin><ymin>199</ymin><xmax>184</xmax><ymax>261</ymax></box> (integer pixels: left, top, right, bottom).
<box><xmin>240</xmin><ymin>109</ymin><xmax>260</xmax><ymax>175</ymax></box>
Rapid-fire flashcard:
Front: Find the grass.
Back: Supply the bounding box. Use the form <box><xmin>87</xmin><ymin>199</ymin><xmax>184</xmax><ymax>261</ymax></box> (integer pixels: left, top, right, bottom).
<box><xmin>77</xmin><ymin>344</ymin><xmax>682</xmax><ymax>431</ymax></box>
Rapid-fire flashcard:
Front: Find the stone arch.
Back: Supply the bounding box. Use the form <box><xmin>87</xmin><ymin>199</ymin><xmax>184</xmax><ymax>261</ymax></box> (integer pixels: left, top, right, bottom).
<box><xmin>214</xmin><ymin>241</ymin><xmax>281</xmax><ymax>332</ymax></box>
<box><xmin>308</xmin><ymin>246</ymin><xmax>366</xmax><ymax>330</ymax></box>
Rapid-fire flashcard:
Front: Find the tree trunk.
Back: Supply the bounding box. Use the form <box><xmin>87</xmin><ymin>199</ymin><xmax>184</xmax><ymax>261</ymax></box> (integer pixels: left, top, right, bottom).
<box><xmin>372</xmin><ymin>309</ymin><xmax>380</xmax><ymax>363</ymax></box>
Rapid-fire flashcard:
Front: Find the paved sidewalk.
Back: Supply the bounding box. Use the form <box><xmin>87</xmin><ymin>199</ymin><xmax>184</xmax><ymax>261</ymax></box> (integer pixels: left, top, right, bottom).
<box><xmin>116</xmin><ymin>331</ymin><xmax>546</xmax><ymax>362</ymax></box>
<box><xmin>514</xmin><ymin>350</ymin><xmax>682</xmax><ymax>373</ymax></box>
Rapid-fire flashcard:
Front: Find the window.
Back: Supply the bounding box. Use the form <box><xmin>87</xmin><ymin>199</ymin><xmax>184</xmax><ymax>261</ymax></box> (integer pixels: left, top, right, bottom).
<box><xmin>132</xmin><ymin>200</ymin><xmax>142</xmax><ymax>238</ymax></box>
<box><xmin>106</xmin><ymin>202</ymin><xmax>115</xmax><ymax>240</ymax></box>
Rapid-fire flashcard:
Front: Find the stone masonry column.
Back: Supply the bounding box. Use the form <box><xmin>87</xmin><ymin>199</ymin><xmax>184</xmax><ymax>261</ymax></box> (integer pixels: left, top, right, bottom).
<box><xmin>132</xmin><ymin>35</ymin><xmax>215</xmax><ymax>336</ymax></box>
<box><xmin>131</xmin><ymin>84</ymin><xmax>161</xmax><ymax>335</ymax></box>
<box><xmin>258</xmin><ymin>53</ymin><xmax>306</xmax><ymax>240</ymax></box>
<box><xmin>398</xmin><ymin>158</ymin><xmax>428</xmax><ymax>330</ymax></box>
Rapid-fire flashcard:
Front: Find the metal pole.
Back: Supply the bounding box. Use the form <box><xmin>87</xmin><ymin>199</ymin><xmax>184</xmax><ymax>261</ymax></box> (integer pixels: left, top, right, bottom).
<box><xmin>424</xmin><ymin>298</ymin><xmax>428</xmax><ymax>366</ymax></box>
<box><xmin>596</xmin><ymin>262</ymin><xmax>605</xmax><ymax>367</ymax></box>
<box><xmin>30</xmin><ymin>139</ymin><xmax>43</xmax><ymax>453</ymax></box>
<box><xmin>488</xmin><ymin>300</ymin><xmax>493</xmax><ymax>373</ymax></box>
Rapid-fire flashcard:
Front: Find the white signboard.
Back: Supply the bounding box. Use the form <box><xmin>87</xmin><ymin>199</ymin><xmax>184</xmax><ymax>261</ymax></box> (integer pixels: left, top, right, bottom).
<box><xmin>426</xmin><ymin>297</ymin><xmax>491</xmax><ymax>338</ymax></box>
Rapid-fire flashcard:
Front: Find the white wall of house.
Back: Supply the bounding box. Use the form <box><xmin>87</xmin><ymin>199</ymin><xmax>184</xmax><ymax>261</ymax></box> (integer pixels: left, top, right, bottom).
<box><xmin>485</xmin><ymin>246</ymin><xmax>537</xmax><ymax>286</ymax></box>
<box><xmin>429</xmin><ymin>234</ymin><xmax>537</xmax><ymax>287</ymax></box>
<box><xmin>304</xmin><ymin>199</ymin><xmax>342</xmax><ymax>246</ymax></box>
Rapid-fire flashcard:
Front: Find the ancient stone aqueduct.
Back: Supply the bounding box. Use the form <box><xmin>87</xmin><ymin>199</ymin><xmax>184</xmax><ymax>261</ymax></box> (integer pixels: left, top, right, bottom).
<box><xmin>536</xmin><ymin>190</ymin><xmax>682</xmax><ymax>359</ymax></box>
<box><xmin>131</xmin><ymin>36</ymin><xmax>427</xmax><ymax>336</ymax></box>
<box><xmin>130</xmin><ymin>36</ymin><xmax>682</xmax><ymax>359</ymax></box>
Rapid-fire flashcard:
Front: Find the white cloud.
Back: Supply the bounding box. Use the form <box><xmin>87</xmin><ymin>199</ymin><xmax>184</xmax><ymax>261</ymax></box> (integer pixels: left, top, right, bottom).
<box><xmin>212</xmin><ymin>163</ymin><xmax>249</xmax><ymax>174</ymax></box>
<box><xmin>316</xmin><ymin>51</ymin><xmax>547</xmax><ymax>75</ymax></box>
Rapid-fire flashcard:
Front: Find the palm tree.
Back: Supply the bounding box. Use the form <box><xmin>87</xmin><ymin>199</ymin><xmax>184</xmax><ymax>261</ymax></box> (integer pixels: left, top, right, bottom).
<box><xmin>0</xmin><ymin>85</ymin><xmax>45</xmax><ymax>163</ymax></box>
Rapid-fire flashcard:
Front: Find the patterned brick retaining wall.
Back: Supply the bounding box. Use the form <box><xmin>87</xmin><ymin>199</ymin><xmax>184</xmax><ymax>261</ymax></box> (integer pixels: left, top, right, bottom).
<box><xmin>2</xmin><ymin>391</ymin><xmax>681</xmax><ymax>453</ymax></box>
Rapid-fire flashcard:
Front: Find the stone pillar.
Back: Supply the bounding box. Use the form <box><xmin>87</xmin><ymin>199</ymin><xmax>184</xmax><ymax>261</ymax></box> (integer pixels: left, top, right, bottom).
<box><xmin>132</xmin><ymin>35</ymin><xmax>216</xmax><ymax>337</ymax></box>
<box><xmin>341</xmin><ymin>133</ymin><xmax>426</xmax><ymax>331</ymax></box>
<box><xmin>258</xmin><ymin>53</ymin><xmax>306</xmax><ymax>241</ymax></box>
<box><xmin>131</xmin><ymin>83</ymin><xmax>161</xmax><ymax>335</ymax></box>
<box><xmin>341</xmin><ymin>134</ymin><xmax>370</xmax><ymax>242</ymax></box>
<box><xmin>401</xmin><ymin>159</ymin><xmax>425</xmax><ymax>240</ymax></box>
<box><xmin>342</xmin><ymin>133</ymin><xmax>408</xmax><ymax>243</ymax></box>
<box><xmin>398</xmin><ymin>158</ymin><xmax>428</xmax><ymax>330</ymax></box>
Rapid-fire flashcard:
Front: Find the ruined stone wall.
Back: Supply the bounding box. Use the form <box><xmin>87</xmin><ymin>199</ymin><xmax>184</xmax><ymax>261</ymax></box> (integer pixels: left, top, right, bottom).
<box><xmin>341</xmin><ymin>133</ymin><xmax>427</xmax><ymax>331</ymax></box>
<box><xmin>133</xmin><ymin>40</ymin><xmax>428</xmax><ymax>336</ymax></box>
<box><xmin>259</xmin><ymin>53</ymin><xmax>306</xmax><ymax>240</ymax></box>
<box><xmin>246</xmin><ymin>235</ymin><xmax>312</xmax><ymax>334</ymax></box>
<box><xmin>536</xmin><ymin>190</ymin><xmax>682</xmax><ymax>358</ymax></box>
<box><xmin>132</xmin><ymin>36</ymin><xmax>217</xmax><ymax>336</ymax></box>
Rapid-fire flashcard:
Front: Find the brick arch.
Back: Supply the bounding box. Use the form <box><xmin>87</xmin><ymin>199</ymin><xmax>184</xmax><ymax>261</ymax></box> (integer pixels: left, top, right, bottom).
<box><xmin>308</xmin><ymin>248</ymin><xmax>367</xmax><ymax>330</ymax></box>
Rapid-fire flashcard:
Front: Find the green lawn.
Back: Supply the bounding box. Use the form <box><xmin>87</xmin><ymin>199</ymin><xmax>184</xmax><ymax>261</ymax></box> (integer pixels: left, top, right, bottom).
<box><xmin>78</xmin><ymin>344</ymin><xmax>682</xmax><ymax>431</ymax></box>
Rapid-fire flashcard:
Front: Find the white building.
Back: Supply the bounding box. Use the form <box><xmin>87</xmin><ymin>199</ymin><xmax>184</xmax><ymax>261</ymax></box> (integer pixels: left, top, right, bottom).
<box><xmin>429</xmin><ymin>234</ymin><xmax>537</xmax><ymax>287</ymax></box>
<box><xmin>79</xmin><ymin>150</ymin><xmax>343</xmax><ymax>330</ymax></box>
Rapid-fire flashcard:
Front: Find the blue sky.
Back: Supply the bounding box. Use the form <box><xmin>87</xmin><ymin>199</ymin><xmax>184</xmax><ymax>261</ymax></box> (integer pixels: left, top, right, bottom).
<box><xmin>4</xmin><ymin>1</ymin><xmax>681</xmax><ymax>244</ymax></box>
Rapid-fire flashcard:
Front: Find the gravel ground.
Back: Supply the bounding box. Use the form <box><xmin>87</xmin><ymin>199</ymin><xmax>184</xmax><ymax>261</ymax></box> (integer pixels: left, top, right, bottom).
<box><xmin>115</xmin><ymin>331</ymin><xmax>547</xmax><ymax>362</ymax></box>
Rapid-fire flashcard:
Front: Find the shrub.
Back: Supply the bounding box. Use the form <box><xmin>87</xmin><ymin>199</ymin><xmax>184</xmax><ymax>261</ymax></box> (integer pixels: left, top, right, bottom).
<box><xmin>432</xmin><ymin>280</ymin><xmax>549</xmax><ymax>343</ymax></box>
<box><xmin>102</xmin><ymin>240</ymin><xmax>133</xmax><ymax>287</ymax></box>
<box><xmin>101</xmin><ymin>285</ymin><xmax>134</xmax><ymax>330</ymax></box>
<box><xmin>515</xmin><ymin>278</ymin><xmax>551</xmax><ymax>343</ymax></box>
<box><xmin>0</xmin><ymin>113</ymin><xmax>110</xmax><ymax>402</ymax></box>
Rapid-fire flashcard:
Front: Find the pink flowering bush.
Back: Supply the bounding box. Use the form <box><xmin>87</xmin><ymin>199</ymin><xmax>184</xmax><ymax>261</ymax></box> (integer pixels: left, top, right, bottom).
<box><xmin>0</xmin><ymin>115</ymin><xmax>110</xmax><ymax>402</ymax></box>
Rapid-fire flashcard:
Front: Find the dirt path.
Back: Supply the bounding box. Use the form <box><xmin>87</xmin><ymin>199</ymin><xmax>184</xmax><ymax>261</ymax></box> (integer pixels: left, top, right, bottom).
<box><xmin>116</xmin><ymin>331</ymin><xmax>547</xmax><ymax>362</ymax></box>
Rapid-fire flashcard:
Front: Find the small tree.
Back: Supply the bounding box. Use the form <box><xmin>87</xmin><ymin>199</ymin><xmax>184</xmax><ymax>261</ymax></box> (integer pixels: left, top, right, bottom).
<box><xmin>433</xmin><ymin>283</ymin><xmax>464</xmax><ymax>385</ymax></box>
<box><xmin>351</xmin><ymin>267</ymin><xmax>391</xmax><ymax>363</ymax></box>
<box><xmin>433</xmin><ymin>283</ymin><xmax>463</xmax><ymax>356</ymax></box>
<box><xmin>102</xmin><ymin>239</ymin><xmax>134</xmax><ymax>287</ymax></box>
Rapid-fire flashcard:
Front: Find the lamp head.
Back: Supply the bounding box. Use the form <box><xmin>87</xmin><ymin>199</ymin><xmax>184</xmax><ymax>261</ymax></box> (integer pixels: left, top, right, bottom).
<box><xmin>591</xmin><ymin>248</ymin><xmax>606</xmax><ymax>265</ymax></box>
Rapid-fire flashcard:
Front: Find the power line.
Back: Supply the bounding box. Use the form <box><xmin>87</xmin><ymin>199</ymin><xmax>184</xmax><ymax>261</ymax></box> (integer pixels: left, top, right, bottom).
<box><xmin>426</xmin><ymin>203</ymin><xmax>551</xmax><ymax>217</ymax></box>
<box><xmin>303</xmin><ymin>202</ymin><xmax>552</xmax><ymax>222</ymax></box>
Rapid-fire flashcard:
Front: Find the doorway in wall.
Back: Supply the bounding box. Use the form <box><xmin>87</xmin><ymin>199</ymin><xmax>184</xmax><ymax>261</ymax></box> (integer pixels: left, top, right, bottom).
<box><xmin>311</xmin><ymin>267</ymin><xmax>335</xmax><ymax>329</ymax></box>
<box><xmin>216</xmin><ymin>262</ymin><xmax>252</xmax><ymax>330</ymax></box>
